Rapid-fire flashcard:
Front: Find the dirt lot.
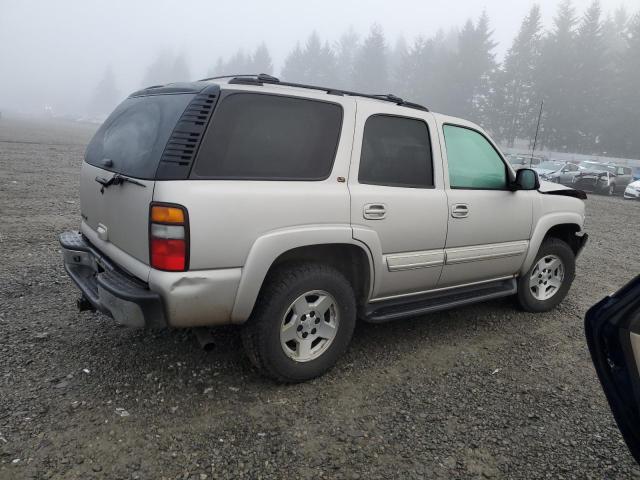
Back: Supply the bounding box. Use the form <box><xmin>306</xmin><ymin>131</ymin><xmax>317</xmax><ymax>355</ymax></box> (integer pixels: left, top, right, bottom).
<box><xmin>1</xmin><ymin>115</ymin><xmax>639</xmax><ymax>480</ymax></box>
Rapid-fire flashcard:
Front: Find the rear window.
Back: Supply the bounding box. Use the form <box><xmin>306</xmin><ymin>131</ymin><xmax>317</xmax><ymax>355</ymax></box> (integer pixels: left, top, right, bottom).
<box><xmin>192</xmin><ymin>93</ymin><xmax>343</xmax><ymax>180</ymax></box>
<box><xmin>85</xmin><ymin>93</ymin><xmax>194</xmax><ymax>179</ymax></box>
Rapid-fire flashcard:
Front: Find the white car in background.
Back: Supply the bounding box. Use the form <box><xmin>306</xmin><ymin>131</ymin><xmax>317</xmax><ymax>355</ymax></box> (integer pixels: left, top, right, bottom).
<box><xmin>624</xmin><ymin>180</ymin><xmax>640</xmax><ymax>200</ymax></box>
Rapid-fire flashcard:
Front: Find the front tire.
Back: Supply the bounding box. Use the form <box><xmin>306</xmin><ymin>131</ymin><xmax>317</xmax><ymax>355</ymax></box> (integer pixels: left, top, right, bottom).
<box><xmin>241</xmin><ymin>263</ymin><xmax>356</xmax><ymax>383</ymax></box>
<box><xmin>516</xmin><ymin>238</ymin><xmax>576</xmax><ymax>312</ymax></box>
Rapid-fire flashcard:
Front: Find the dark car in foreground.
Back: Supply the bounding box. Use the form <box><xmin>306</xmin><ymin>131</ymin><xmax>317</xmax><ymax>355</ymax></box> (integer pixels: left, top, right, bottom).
<box><xmin>586</xmin><ymin>275</ymin><xmax>640</xmax><ymax>465</ymax></box>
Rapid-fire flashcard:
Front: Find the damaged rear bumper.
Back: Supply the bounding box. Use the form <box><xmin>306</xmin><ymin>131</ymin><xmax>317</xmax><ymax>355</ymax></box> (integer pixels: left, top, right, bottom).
<box><xmin>60</xmin><ymin>231</ymin><xmax>166</xmax><ymax>328</ymax></box>
<box><xmin>60</xmin><ymin>231</ymin><xmax>242</xmax><ymax>328</ymax></box>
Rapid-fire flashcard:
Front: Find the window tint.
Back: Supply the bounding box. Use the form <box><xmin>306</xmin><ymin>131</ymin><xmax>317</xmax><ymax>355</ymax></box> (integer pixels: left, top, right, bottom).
<box><xmin>443</xmin><ymin>125</ymin><xmax>507</xmax><ymax>189</ymax></box>
<box><xmin>193</xmin><ymin>93</ymin><xmax>342</xmax><ymax>180</ymax></box>
<box><xmin>85</xmin><ymin>93</ymin><xmax>195</xmax><ymax>179</ymax></box>
<box><xmin>358</xmin><ymin>115</ymin><xmax>433</xmax><ymax>188</ymax></box>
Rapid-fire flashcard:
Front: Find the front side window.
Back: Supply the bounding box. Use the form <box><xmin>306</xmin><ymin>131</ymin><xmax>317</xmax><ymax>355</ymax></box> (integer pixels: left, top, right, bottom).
<box><xmin>443</xmin><ymin>125</ymin><xmax>507</xmax><ymax>189</ymax></box>
<box><xmin>358</xmin><ymin>115</ymin><xmax>434</xmax><ymax>188</ymax></box>
<box><xmin>192</xmin><ymin>93</ymin><xmax>342</xmax><ymax>180</ymax></box>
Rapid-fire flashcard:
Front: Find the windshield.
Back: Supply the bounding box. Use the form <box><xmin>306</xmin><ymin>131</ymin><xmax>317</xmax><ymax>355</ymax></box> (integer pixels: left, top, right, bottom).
<box><xmin>85</xmin><ymin>93</ymin><xmax>194</xmax><ymax>179</ymax></box>
<box><xmin>538</xmin><ymin>161</ymin><xmax>564</xmax><ymax>170</ymax></box>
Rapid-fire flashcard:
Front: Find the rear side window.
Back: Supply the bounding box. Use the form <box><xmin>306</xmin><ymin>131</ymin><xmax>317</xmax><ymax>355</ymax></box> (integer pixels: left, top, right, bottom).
<box><xmin>358</xmin><ymin>115</ymin><xmax>433</xmax><ymax>188</ymax></box>
<box><xmin>85</xmin><ymin>93</ymin><xmax>194</xmax><ymax>179</ymax></box>
<box><xmin>443</xmin><ymin>124</ymin><xmax>507</xmax><ymax>189</ymax></box>
<box><xmin>192</xmin><ymin>93</ymin><xmax>342</xmax><ymax>180</ymax></box>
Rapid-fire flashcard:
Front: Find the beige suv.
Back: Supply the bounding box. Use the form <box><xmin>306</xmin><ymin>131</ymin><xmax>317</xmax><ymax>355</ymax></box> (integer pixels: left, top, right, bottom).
<box><xmin>60</xmin><ymin>74</ymin><xmax>588</xmax><ymax>382</ymax></box>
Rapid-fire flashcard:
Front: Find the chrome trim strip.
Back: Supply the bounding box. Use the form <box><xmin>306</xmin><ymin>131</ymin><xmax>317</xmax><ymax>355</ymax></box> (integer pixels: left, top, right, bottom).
<box><xmin>386</xmin><ymin>250</ymin><xmax>445</xmax><ymax>272</ymax></box>
<box><xmin>445</xmin><ymin>240</ymin><xmax>529</xmax><ymax>265</ymax></box>
<box><xmin>370</xmin><ymin>275</ymin><xmax>515</xmax><ymax>303</ymax></box>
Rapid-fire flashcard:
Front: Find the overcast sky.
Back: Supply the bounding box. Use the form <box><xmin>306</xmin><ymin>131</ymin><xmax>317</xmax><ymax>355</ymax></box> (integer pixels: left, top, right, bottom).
<box><xmin>0</xmin><ymin>0</ymin><xmax>636</xmax><ymax>115</ymax></box>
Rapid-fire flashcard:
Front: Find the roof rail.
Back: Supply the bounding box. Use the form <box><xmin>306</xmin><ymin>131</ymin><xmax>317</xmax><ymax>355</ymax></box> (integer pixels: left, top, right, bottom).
<box><xmin>200</xmin><ymin>73</ymin><xmax>429</xmax><ymax>112</ymax></box>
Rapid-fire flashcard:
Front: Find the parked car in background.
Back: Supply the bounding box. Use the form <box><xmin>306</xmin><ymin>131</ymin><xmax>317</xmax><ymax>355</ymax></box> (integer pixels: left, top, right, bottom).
<box><xmin>539</xmin><ymin>162</ymin><xmax>581</xmax><ymax>185</ymax></box>
<box><xmin>573</xmin><ymin>161</ymin><xmax>633</xmax><ymax>196</ymax></box>
<box><xmin>624</xmin><ymin>179</ymin><xmax>640</xmax><ymax>200</ymax></box>
<box><xmin>506</xmin><ymin>153</ymin><xmax>545</xmax><ymax>170</ymax></box>
<box><xmin>533</xmin><ymin>161</ymin><xmax>569</xmax><ymax>181</ymax></box>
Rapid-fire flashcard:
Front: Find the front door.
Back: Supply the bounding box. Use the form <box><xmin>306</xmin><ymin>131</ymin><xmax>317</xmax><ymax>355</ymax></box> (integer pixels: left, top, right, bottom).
<box><xmin>437</xmin><ymin>120</ymin><xmax>534</xmax><ymax>287</ymax></box>
<box><xmin>349</xmin><ymin>101</ymin><xmax>448</xmax><ymax>300</ymax></box>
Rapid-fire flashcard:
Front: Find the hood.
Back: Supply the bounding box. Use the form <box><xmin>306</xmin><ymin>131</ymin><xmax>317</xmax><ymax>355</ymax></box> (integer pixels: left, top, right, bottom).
<box><xmin>534</xmin><ymin>168</ymin><xmax>558</xmax><ymax>176</ymax></box>
<box><xmin>538</xmin><ymin>180</ymin><xmax>587</xmax><ymax>199</ymax></box>
<box><xmin>628</xmin><ymin>180</ymin><xmax>640</xmax><ymax>189</ymax></box>
<box><xmin>539</xmin><ymin>180</ymin><xmax>573</xmax><ymax>192</ymax></box>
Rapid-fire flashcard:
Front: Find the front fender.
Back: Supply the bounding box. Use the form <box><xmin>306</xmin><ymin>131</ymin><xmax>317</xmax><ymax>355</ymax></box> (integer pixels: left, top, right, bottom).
<box><xmin>520</xmin><ymin>211</ymin><xmax>585</xmax><ymax>275</ymax></box>
<box><xmin>230</xmin><ymin>225</ymin><xmax>373</xmax><ymax>323</ymax></box>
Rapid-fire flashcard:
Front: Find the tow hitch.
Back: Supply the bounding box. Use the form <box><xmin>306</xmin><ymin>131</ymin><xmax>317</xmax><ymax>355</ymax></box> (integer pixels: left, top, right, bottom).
<box><xmin>77</xmin><ymin>295</ymin><xmax>95</xmax><ymax>312</ymax></box>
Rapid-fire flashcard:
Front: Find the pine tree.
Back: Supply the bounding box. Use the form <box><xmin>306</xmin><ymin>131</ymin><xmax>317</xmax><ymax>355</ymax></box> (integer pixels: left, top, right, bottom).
<box><xmin>388</xmin><ymin>36</ymin><xmax>409</xmax><ymax>93</ymax></box>
<box><xmin>171</xmin><ymin>53</ymin><xmax>191</xmax><ymax>82</ymax></box>
<box><xmin>494</xmin><ymin>5</ymin><xmax>543</xmax><ymax>146</ymax></box>
<box><xmin>88</xmin><ymin>66</ymin><xmax>119</xmax><ymax>117</ymax></box>
<box><xmin>141</xmin><ymin>51</ymin><xmax>191</xmax><ymax>86</ymax></box>
<box><xmin>224</xmin><ymin>50</ymin><xmax>251</xmax><ymax>74</ymax></box>
<box><xmin>281</xmin><ymin>42</ymin><xmax>305</xmax><ymax>82</ymax></box>
<box><xmin>573</xmin><ymin>0</ymin><xmax>607</xmax><ymax>153</ymax></box>
<box><xmin>251</xmin><ymin>43</ymin><xmax>273</xmax><ymax>74</ymax></box>
<box><xmin>538</xmin><ymin>0</ymin><xmax>578</xmax><ymax>150</ymax></box>
<box><xmin>446</xmin><ymin>13</ymin><xmax>497</xmax><ymax>123</ymax></box>
<box><xmin>281</xmin><ymin>33</ymin><xmax>337</xmax><ymax>85</ymax></box>
<box><xmin>616</xmin><ymin>13</ymin><xmax>640</xmax><ymax>156</ymax></box>
<box><xmin>352</xmin><ymin>24</ymin><xmax>389</xmax><ymax>93</ymax></box>
<box><xmin>334</xmin><ymin>28</ymin><xmax>359</xmax><ymax>90</ymax></box>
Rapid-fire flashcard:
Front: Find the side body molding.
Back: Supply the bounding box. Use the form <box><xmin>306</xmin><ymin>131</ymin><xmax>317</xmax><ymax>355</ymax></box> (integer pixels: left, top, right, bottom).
<box><xmin>230</xmin><ymin>225</ymin><xmax>374</xmax><ymax>323</ymax></box>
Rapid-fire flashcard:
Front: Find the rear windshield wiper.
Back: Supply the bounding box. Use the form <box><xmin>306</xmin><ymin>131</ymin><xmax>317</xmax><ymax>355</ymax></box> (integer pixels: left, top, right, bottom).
<box><xmin>95</xmin><ymin>173</ymin><xmax>146</xmax><ymax>193</ymax></box>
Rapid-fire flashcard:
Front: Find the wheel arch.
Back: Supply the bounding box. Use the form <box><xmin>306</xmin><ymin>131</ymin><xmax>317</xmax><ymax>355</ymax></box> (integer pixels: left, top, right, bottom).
<box><xmin>520</xmin><ymin>212</ymin><xmax>585</xmax><ymax>275</ymax></box>
<box><xmin>230</xmin><ymin>226</ymin><xmax>373</xmax><ymax>323</ymax></box>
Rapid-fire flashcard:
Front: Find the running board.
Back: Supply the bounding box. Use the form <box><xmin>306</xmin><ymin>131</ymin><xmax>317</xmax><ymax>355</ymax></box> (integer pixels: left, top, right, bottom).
<box><xmin>364</xmin><ymin>278</ymin><xmax>517</xmax><ymax>323</ymax></box>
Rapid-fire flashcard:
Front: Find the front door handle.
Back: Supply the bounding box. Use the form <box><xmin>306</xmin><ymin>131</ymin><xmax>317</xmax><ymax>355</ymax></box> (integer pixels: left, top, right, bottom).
<box><xmin>363</xmin><ymin>203</ymin><xmax>387</xmax><ymax>220</ymax></box>
<box><xmin>451</xmin><ymin>203</ymin><xmax>469</xmax><ymax>218</ymax></box>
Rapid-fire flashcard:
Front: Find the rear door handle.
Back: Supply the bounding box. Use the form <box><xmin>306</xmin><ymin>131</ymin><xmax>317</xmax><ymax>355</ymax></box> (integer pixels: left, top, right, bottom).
<box><xmin>451</xmin><ymin>203</ymin><xmax>469</xmax><ymax>218</ymax></box>
<box><xmin>363</xmin><ymin>203</ymin><xmax>387</xmax><ymax>220</ymax></box>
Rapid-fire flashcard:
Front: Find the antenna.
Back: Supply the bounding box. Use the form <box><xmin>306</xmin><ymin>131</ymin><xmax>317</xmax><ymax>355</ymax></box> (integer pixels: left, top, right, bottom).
<box><xmin>530</xmin><ymin>100</ymin><xmax>544</xmax><ymax>168</ymax></box>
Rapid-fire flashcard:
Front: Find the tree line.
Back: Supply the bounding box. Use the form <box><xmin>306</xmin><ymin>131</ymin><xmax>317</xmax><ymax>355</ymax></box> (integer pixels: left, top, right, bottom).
<box><xmin>92</xmin><ymin>0</ymin><xmax>640</xmax><ymax>158</ymax></box>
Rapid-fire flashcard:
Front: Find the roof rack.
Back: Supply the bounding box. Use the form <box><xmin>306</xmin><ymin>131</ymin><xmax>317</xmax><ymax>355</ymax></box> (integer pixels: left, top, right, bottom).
<box><xmin>198</xmin><ymin>73</ymin><xmax>429</xmax><ymax>112</ymax></box>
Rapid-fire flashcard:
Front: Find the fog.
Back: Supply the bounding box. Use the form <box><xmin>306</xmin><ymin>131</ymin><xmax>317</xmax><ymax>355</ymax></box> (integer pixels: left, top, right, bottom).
<box><xmin>1</xmin><ymin>0</ymin><xmax>638</xmax><ymax>157</ymax></box>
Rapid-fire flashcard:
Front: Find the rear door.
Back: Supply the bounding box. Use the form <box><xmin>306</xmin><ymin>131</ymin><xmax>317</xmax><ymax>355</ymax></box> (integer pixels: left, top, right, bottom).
<box><xmin>80</xmin><ymin>92</ymin><xmax>196</xmax><ymax>276</ymax></box>
<box><xmin>585</xmin><ymin>275</ymin><xmax>640</xmax><ymax>465</ymax></box>
<box><xmin>349</xmin><ymin>101</ymin><xmax>448</xmax><ymax>299</ymax></box>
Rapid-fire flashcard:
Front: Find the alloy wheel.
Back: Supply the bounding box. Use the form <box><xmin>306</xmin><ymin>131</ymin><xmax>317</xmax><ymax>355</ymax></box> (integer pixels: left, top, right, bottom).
<box><xmin>280</xmin><ymin>290</ymin><xmax>339</xmax><ymax>362</ymax></box>
<box><xmin>529</xmin><ymin>255</ymin><xmax>565</xmax><ymax>301</ymax></box>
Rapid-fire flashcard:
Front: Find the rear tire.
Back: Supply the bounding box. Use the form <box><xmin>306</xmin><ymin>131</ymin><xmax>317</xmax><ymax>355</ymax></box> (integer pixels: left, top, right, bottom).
<box><xmin>516</xmin><ymin>238</ymin><xmax>576</xmax><ymax>313</ymax></box>
<box><xmin>241</xmin><ymin>263</ymin><xmax>356</xmax><ymax>383</ymax></box>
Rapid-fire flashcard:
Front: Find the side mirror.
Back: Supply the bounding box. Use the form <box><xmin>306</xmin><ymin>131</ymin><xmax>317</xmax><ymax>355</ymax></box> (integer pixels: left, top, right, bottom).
<box><xmin>512</xmin><ymin>168</ymin><xmax>539</xmax><ymax>191</ymax></box>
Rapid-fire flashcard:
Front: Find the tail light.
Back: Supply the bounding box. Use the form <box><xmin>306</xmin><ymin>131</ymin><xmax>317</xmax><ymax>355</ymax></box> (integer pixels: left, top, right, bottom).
<box><xmin>150</xmin><ymin>203</ymin><xmax>189</xmax><ymax>271</ymax></box>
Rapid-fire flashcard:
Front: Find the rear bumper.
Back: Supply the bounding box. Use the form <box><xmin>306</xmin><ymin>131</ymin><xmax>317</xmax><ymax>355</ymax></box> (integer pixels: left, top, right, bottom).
<box><xmin>60</xmin><ymin>231</ymin><xmax>243</xmax><ymax>328</ymax></box>
<box><xmin>60</xmin><ymin>231</ymin><xmax>167</xmax><ymax>328</ymax></box>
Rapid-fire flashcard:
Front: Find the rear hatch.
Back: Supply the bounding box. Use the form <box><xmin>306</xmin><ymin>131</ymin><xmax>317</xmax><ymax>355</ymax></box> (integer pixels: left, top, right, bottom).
<box><xmin>80</xmin><ymin>89</ymin><xmax>202</xmax><ymax>275</ymax></box>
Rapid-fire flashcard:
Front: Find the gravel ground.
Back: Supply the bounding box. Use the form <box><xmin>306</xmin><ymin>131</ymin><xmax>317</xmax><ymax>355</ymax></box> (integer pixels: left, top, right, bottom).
<box><xmin>1</xmin><ymin>115</ymin><xmax>640</xmax><ymax>480</ymax></box>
